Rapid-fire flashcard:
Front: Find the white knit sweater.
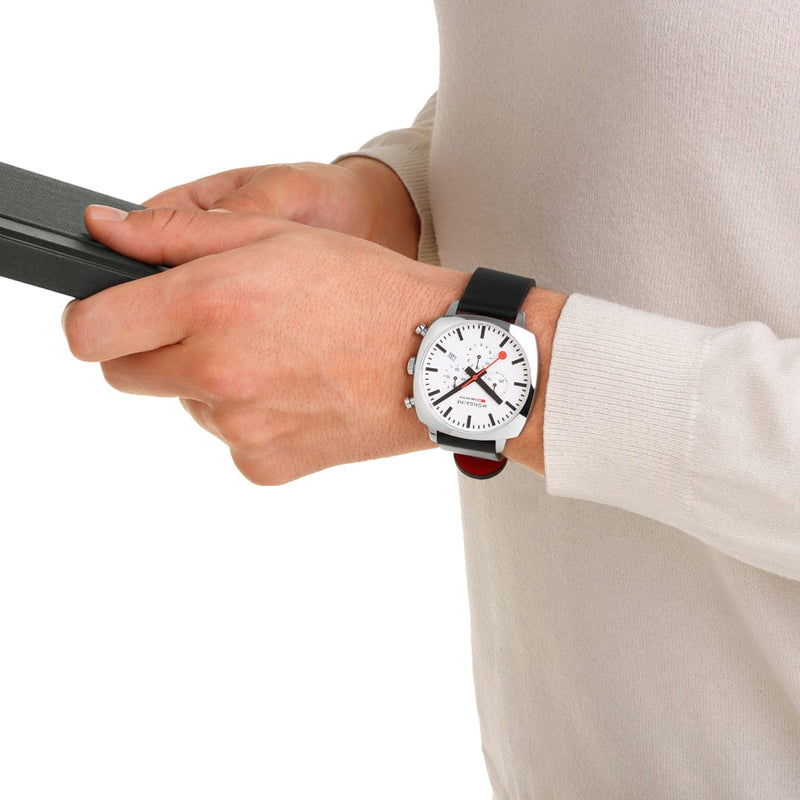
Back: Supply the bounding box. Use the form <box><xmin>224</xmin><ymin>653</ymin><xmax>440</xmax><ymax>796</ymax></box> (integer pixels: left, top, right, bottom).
<box><xmin>355</xmin><ymin>2</ymin><xmax>800</xmax><ymax>797</ymax></box>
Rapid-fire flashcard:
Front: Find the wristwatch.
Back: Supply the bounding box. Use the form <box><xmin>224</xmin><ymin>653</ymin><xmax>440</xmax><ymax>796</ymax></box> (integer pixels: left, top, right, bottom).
<box><xmin>404</xmin><ymin>267</ymin><xmax>538</xmax><ymax>479</ymax></box>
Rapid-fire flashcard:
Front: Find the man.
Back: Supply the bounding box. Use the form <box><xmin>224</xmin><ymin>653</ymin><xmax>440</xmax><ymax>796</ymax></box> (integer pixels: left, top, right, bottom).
<box><xmin>63</xmin><ymin>2</ymin><xmax>800</xmax><ymax>796</ymax></box>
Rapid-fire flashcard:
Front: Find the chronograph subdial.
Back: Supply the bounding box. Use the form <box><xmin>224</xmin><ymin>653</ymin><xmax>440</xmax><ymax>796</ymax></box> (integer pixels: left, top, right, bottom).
<box><xmin>467</xmin><ymin>368</ymin><xmax>509</xmax><ymax>404</ymax></box>
<box><xmin>466</xmin><ymin>341</ymin><xmax>495</xmax><ymax>374</ymax></box>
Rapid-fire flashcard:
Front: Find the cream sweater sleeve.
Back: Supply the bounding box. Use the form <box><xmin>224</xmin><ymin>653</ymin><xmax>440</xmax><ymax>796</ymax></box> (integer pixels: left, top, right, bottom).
<box><xmin>337</xmin><ymin>93</ymin><xmax>439</xmax><ymax>265</ymax></box>
<box><xmin>545</xmin><ymin>295</ymin><xmax>800</xmax><ymax>581</ymax></box>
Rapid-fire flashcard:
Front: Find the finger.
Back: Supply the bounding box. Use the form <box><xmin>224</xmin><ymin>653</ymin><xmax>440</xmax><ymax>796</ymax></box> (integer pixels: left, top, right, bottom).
<box><xmin>84</xmin><ymin>204</ymin><xmax>290</xmax><ymax>266</ymax></box>
<box><xmin>67</xmin><ymin>206</ymin><xmax>298</xmax><ymax>363</ymax></box>
<box><xmin>62</xmin><ymin>264</ymin><xmax>197</xmax><ymax>362</ymax></box>
<box><xmin>142</xmin><ymin>166</ymin><xmax>263</xmax><ymax>209</ymax></box>
<box><xmin>99</xmin><ymin>346</ymin><xmax>204</xmax><ymax>399</ymax></box>
<box><xmin>99</xmin><ymin>337</ymin><xmax>261</xmax><ymax>403</ymax></box>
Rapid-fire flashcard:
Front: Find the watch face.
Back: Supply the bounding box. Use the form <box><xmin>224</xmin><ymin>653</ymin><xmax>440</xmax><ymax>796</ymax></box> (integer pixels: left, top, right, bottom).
<box><xmin>418</xmin><ymin>319</ymin><xmax>533</xmax><ymax>434</ymax></box>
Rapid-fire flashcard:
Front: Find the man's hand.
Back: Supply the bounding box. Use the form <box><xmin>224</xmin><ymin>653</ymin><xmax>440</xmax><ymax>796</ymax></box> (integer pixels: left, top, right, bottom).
<box><xmin>62</xmin><ymin>205</ymin><xmax>464</xmax><ymax>485</ymax></box>
<box><xmin>145</xmin><ymin>158</ymin><xmax>421</xmax><ymax>258</ymax></box>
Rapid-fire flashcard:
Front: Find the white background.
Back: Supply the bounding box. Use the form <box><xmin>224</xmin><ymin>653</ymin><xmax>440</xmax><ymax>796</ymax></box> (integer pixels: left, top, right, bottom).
<box><xmin>0</xmin><ymin>2</ymin><xmax>491</xmax><ymax>798</ymax></box>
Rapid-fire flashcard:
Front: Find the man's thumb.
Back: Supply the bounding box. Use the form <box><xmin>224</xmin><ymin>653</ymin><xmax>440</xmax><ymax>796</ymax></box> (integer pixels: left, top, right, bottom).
<box><xmin>84</xmin><ymin>204</ymin><xmax>285</xmax><ymax>266</ymax></box>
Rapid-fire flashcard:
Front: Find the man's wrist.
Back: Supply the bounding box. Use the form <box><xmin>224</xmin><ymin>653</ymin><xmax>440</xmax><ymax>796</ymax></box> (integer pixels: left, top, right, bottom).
<box><xmin>398</xmin><ymin>267</ymin><xmax>567</xmax><ymax>477</ymax></box>
<box><xmin>337</xmin><ymin>156</ymin><xmax>421</xmax><ymax>258</ymax></box>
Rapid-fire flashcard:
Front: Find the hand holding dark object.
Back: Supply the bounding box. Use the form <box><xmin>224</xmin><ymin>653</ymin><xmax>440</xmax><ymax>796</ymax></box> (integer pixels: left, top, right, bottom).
<box><xmin>144</xmin><ymin>158</ymin><xmax>421</xmax><ymax>258</ymax></box>
<box><xmin>62</xmin><ymin>205</ymin><xmax>565</xmax><ymax>482</ymax></box>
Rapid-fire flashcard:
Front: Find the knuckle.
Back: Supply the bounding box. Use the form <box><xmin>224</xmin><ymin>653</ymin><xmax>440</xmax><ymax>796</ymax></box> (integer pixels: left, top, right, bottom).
<box><xmin>217</xmin><ymin>185</ymin><xmax>270</xmax><ymax>213</ymax></box>
<box><xmin>142</xmin><ymin>206</ymin><xmax>203</xmax><ymax>263</ymax></box>
<box><xmin>211</xmin><ymin>408</ymin><xmax>257</xmax><ymax>450</ymax></box>
<box><xmin>147</xmin><ymin>205</ymin><xmax>183</xmax><ymax>232</ymax></box>
<box><xmin>232</xmin><ymin>452</ymin><xmax>293</xmax><ymax>487</ymax></box>
<box><xmin>227</xmin><ymin>423</ymin><xmax>299</xmax><ymax>486</ymax></box>
<box><xmin>220</xmin><ymin>163</ymin><xmax>313</xmax><ymax>217</ymax></box>
<box><xmin>195</xmin><ymin>357</ymin><xmax>236</xmax><ymax>399</ymax></box>
<box><xmin>136</xmin><ymin>205</ymin><xmax>177</xmax><ymax>236</ymax></box>
<box><xmin>196</xmin><ymin>357</ymin><xmax>261</xmax><ymax>402</ymax></box>
<box><xmin>100</xmin><ymin>361</ymin><xmax>130</xmax><ymax>393</ymax></box>
<box><xmin>259</xmin><ymin>163</ymin><xmax>301</xmax><ymax>187</ymax></box>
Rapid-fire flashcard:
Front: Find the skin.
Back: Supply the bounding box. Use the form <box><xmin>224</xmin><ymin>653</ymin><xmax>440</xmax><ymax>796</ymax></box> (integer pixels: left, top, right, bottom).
<box><xmin>62</xmin><ymin>158</ymin><xmax>567</xmax><ymax>484</ymax></box>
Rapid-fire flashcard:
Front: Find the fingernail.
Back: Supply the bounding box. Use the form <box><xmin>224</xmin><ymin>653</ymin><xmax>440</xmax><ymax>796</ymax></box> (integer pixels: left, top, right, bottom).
<box><xmin>208</xmin><ymin>207</ymin><xmax>232</xmax><ymax>213</ymax></box>
<box><xmin>87</xmin><ymin>204</ymin><xmax>129</xmax><ymax>222</ymax></box>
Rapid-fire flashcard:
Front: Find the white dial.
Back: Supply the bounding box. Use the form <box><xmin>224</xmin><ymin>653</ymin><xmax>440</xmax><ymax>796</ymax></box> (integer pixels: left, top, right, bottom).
<box><xmin>420</xmin><ymin>320</ymin><xmax>532</xmax><ymax>433</ymax></box>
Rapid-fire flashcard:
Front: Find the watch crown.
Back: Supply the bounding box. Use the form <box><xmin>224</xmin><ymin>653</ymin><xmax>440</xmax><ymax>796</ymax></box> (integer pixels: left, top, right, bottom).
<box><xmin>415</xmin><ymin>324</ymin><xmax>428</xmax><ymax>337</ymax></box>
<box><xmin>406</xmin><ymin>356</ymin><xmax>417</xmax><ymax>375</ymax></box>
<box><xmin>404</xmin><ymin>396</ymin><xmax>416</xmax><ymax>410</ymax></box>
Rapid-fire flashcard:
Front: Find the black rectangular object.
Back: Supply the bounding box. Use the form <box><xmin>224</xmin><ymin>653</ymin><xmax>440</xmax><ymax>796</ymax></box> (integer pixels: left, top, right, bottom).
<box><xmin>0</xmin><ymin>161</ymin><xmax>165</xmax><ymax>298</ymax></box>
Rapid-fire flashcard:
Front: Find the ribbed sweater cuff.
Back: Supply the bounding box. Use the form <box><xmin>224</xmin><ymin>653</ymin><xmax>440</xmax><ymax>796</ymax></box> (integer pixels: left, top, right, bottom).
<box><xmin>335</xmin><ymin>146</ymin><xmax>438</xmax><ymax>265</ymax></box>
<box><xmin>544</xmin><ymin>294</ymin><xmax>710</xmax><ymax>526</ymax></box>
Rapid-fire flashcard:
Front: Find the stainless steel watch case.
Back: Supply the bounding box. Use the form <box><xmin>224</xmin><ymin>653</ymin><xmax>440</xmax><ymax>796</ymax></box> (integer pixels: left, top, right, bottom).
<box><xmin>407</xmin><ymin>303</ymin><xmax>539</xmax><ymax>458</ymax></box>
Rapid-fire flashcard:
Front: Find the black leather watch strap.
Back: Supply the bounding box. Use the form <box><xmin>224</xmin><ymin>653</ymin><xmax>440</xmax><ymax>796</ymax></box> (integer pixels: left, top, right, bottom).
<box><xmin>436</xmin><ymin>433</ymin><xmax>500</xmax><ymax>457</ymax></box>
<box><xmin>456</xmin><ymin>267</ymin><xmax>535</xmax><ymax>323</ymax></box>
